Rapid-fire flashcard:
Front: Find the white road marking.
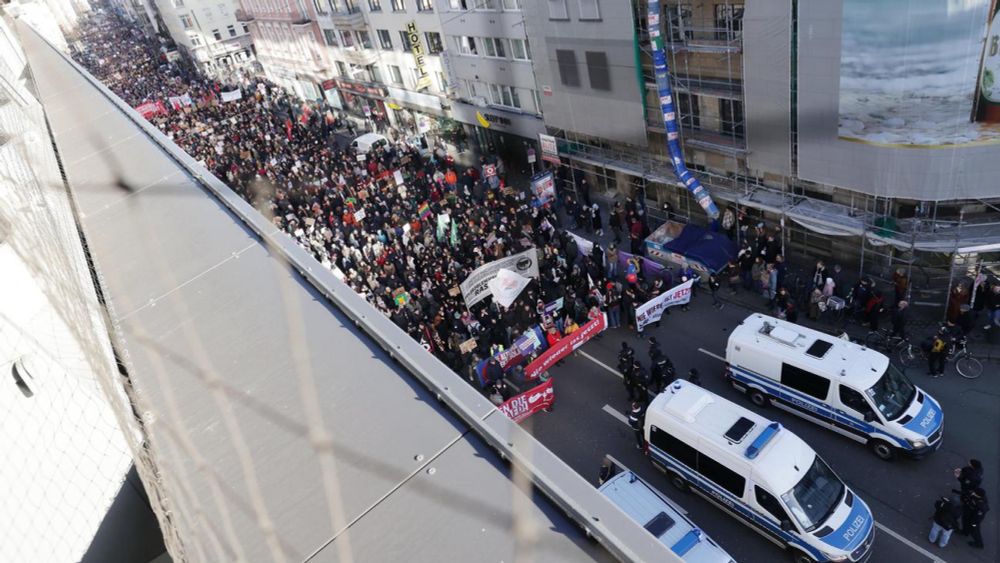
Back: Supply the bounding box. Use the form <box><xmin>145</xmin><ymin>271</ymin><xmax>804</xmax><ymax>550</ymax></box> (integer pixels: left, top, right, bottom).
<box><xmin>601</xmin><ymin>404</ymin><xmax>629</xmax><ymax>425</ymax></box>
<box><xmin>697</xmin><ymin>348</ymin><xmax>726</xmax><ymax>362</ymax></box>
<box><xmin>579</xmin><ymin>350</ymin><xmax>623</xmax><ymax>379</ymax></box>
<box><xmin>875</xmin><ymin>522</ymin><xmax>946</xmax><ymax>563</ymax></box>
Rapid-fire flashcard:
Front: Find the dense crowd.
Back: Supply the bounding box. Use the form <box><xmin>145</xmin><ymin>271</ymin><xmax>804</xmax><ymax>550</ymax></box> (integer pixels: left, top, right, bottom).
<box><xmin>71</xmin><ymin>13</ymin><xmax>696</xmax><ymax>400</ymax></box>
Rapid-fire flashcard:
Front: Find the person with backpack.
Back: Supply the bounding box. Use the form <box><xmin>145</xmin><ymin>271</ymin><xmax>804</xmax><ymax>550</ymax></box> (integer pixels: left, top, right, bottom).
<box><xmin>928</xmin><ymin>332</ymin><xmax>947</xmax><ymax>378</ymax></box>
<box><xmin>959</xmin><ymin>487</ymin><xmax>990</xmax><ymax>549</ymax></box>
<box><xmin>928</xmin><ymin>495</ymin><xmax>961</xmax><ymax>547</ymax></box>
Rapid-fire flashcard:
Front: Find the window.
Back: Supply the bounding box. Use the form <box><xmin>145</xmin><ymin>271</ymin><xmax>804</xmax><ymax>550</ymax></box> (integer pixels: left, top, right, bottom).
<box><xmin>585</xmin><ymin>51</ymin><xmax>610</xmax><ymax>90</ymax></box>
<box><xmin>356</xmin><ymin>30</ymin><xmax>372</xmax><ymax>49</ymax></box>
<box><xmin>336</xmin><ymin>60</ymin><xmax>348</xmax><ymax>77</ymax></box>
<box><xmin>454</xmin><ymin>35</ymin><xmax>477</xmax><ymax>55</ymax></box>
<box><xmin>368</xmin><ymin>0</ymin><xmax>382</xmax><ymax>10</ymax></box>
<box><xmin>212</xmin><ymin>29</ymin><xmax>222</xmax><ymax>40</ymax></box>
<box><xmin>781</xmin><ymin>364</ymin><xmax>830</xmax><ymax>400</ymax></box>
<box><xmin>180</xmin><ymin>15</ymin><xmax>194</xmax><ymax>29</ymax></box>
<box><xmin>323</xmin><ymin>29</ymin><xmax>339</xmax><ymax>46</ymax></box>
<box><xmin>448</xmin><ymin>0</ymin><xmax>468</xmax><ymax>8</ymax></box>
<box><xmin>227</xmin><ymin>24</ymin><xmax>236</xmax><ymax>37</ymax></box>
<box><xmin>755</xmin><ymin>486</ymin><xmax>791</xmax><ymax>524</ymax></box>
<box><xmin>476</xmin><ymin>0</ymin><xmax>497</xmax><ymax>8</ymax></box>
<box><xmin>482</xmin><ymin>37</ymin><xmax>507</xmax><ymax>58</ymax></box>
<box><xmin>399</xmin><ymin>30</ymin><xmax>413</xmax><ymax>50</ymax></box>
<box><xmin>242</xmin><ymin>23</ymin><xmax>249</xmax><ymax>33</ymax></box>
<box><xmin>547</xmin><ymin>0</ymin><xmax>568</xmax><ymax>19</ymax></box>
<box><xmin>463</xmin><ymin>79</ymin><xmax>476</xmax><ymax>98</ymax></box>
<box><xmin>417</xmin><ymin>0</ymin><xmax>433</xmax><ymax>11</ymax></box>
<box><xmin>188</xmin><ymin>33</ymin><xmax>202</xmax><ymax>46</ymax></box>
<box><xmin>312</xmin><ymin>0</ymin><xmax>329</xmax><ymax>14</ymax></box>
<box><xmin>436</xmin><ymin>71</ymin><xmax>448</xmax><ymax>91</ymax></box>
<box><xmin>377</xmin><ymin>29</ymin><xmax>393</xmax><ymax>49</ymax></box>
<box><xmin>839</xmin><ymin>385</ymin><xmax>875</xmax><ymax>418</ymax></box>
<box><xmin>344</xmin><ymin>0</ymin><xmax>360</xmax><ymax>12</ymax></box>
<box><xmin>502</xmin><ymin>0</ymin><xmax>521</xmax><ymax>10</ymax></box>
<box><xmin>531</xmin><ymin>89</ymin><xmax>542</xmax><ymax>113</ymax></box>
<box><xmin>715</xmin><ymin>3</ymin><xmax>744</xmax><ymax>41</ymax></box>
<box><xmin>578</xmin><ymin>0</ymin><xmax>600</xmax><ymax>20</ymax></box>
<box><xmin>556</xmin><ymin>49</ymin><xmax>580</xmax><ymax>87</ymax></box>
<box><xmin>173</xmin><ymin>0</ymin><xmax>184</xmax><ymax>6</ymax></box>
<box><xmin>389</xmin><ymin>64</ymin><xmax>404</xmax><ymax>85</ymax></box>
<box><xmin>510</xmin><ymin>38</ymin><xmax>531</xmax><ymax>60</ymax></box>
<box><xmin>666</xmin><ymin>4</ymin><xmax>693</xmax><ymax>41</ymax></box>
<box><xmin>677</xmin><ymin>92</ymin><xmax>699</xmax><ymax>128</ymax></box>
<box><xmin>489</xmin><ymin>83</ymin><xmax>520</xmax><ymax>108</ymax></box>
<box><xmin>720</xmin><ymin>99</ymin><xmax>745</xmax><ymax>137</ymax></box>
<box><xmin>340</xmin><ymin>30</ymin><xmax>354</xmax><ymax>47</ymax></box>
<box><xmin>366</xmin><ymin>64</ymin><xmax>381</xmax><ymax>83</ymax></box>
<box><xmin>699</xmin><ymin>451</ymin><xmax>746</xmax><ymax>497</ymax></box>
<box><xmin>391</xmin><ymin>0</ymin><xmax>405</xmax><ymax>11</ymax></box>
<box><xmin>425</xmin><ymin>32</ymin><xmax>443</xmax><ymax>54</ymax></box>
<box><xmin>649</xmin><ymin>426</ymin><xmax>698</xmax><ymax>469</ymax></box>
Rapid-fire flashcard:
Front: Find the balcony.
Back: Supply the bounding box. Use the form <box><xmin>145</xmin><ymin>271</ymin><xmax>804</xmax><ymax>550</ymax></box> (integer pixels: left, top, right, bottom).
<box><xmin>330</xmin><ymin>8</ymin><xmax>366</xmax><ymax>28</ymax></box>
<box><xmin>340</xmin><ymin>47</ymin><xmax>377</xmax><ymax>67</ymax></box>
<box><xmin>235</xmin><ymin>9</ymin><xmax>254</xmax><ymax>22</ymax></box>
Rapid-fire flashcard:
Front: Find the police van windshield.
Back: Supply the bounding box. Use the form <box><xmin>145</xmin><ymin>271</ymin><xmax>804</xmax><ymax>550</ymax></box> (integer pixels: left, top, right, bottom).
<box><xmin>865</xmin><ymin>363</ymin><xmax>916</xmax><ymax>421</ymax></box>
<box><xmin>781</xmin><ymin>457</ymin><xmax>845</xmax><ymax>532</ymax></box>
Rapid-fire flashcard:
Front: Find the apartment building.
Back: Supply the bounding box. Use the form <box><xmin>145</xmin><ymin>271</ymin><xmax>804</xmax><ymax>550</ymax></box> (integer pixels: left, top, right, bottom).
<box><xmin>432</xmin><ymin>0</ymin><xmax>545</xmax><ymax>166</ymax></box>
<box><xmin>238</xmin><ymin>0</ymin><xmax>326</xmax><ymax>97</ymax></box>
<box><xmin>305</xmin><ymin>0</ymin><xmax>449</xmax><ymax>137</ymax></box>
<box><xmin>155</xmin><ymin>0</ymin><xmax>255</xmax><ymax>79</ymax></box>
<box><xmin>520</xmin><ymin>0</ymin><xmax>1000</xmax><ymax>295</ymax></box>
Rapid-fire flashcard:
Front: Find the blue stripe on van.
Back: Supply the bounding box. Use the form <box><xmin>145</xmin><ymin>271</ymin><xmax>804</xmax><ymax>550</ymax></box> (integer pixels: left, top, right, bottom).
<box><xmin>729</xmin><ymin>365</ymin><xmax>910</xmax><ymax>449</ymax></box>
<box><xmin>647</xmin><ymin>446</ymin><xmax>826</xmax><ymax>561</ymax></box>
<box><xmin>670</xmin><ymin>529</ymin><xmax>702</xmax><ymax>556</ymax></box>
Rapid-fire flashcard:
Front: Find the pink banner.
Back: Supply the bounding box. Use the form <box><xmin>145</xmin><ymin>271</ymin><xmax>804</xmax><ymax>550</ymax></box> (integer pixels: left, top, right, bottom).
<box><xmin>498</xmin><ymin>378</ymin><xmax>555</xmax><ymax>423</ymax></box>
<box><xmin>524</xmin><ymin>314</ymin><xmax>607</xmax><ymax>379</ymax></box>
<box><xmin>135</xmin><ymin>101</ymin><xmax>166</xmax><ymax>119</ymax></box>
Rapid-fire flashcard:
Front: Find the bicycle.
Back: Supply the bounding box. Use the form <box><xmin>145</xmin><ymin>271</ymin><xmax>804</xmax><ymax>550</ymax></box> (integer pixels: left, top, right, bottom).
<box><xmin>864</xmin><ymin>328</ymin><xmax>907</xmax><ymax>354</ymax></box>
<box><xmin>948</xmin><ymin>338</ymin><xmax>983</xmax><ymax>380</ymax></box>
<box><xmin>897</xmin><ymin>340</ymin><xmax>927</xmax><ymax>369</ymax></box>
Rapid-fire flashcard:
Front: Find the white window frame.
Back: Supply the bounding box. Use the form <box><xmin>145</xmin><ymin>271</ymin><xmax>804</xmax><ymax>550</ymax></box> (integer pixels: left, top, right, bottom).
<box><xmin>454</xmin><ymin>35</ymin><xmax>477</xmax><ymax>55</ymax></box>
<box><xmin>578</xmin><ymin>0</ymin><xmax>600</xmax><ymax>20</ymax></box>
<box><xmin>489</xmin><ymin>83</ymin><xmax>520</xmax><ymax>109</ymax></box>
<box><xmin>547</xmin><ymin>0</ymin><xmax>568</xmax><ymax>19</ymax></box>
<box><xmin>482</xmin><ymin>37</ymin><xmax>507</xmax><ymax>58</ymax></box>
<box><xmin>389</xmin><ymin>64</ymin><xmax>404</xmax><ymax>85</ymax></box>
<box><xmin>501</xmin><ymin>0</ymin><xmax>521</xmax><ymax>10</ymax></box>
<box><xmin>510</xmin><ymin>38</ymin><xmax>530</xmax><ymax>61</ymax></box>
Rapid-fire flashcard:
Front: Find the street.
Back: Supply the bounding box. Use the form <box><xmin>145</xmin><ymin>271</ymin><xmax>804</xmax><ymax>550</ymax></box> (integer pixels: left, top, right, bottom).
<box><xmin>521</xmin><ymin>293</ymin><xmax>999</xmax><ymax>563</ymax></box>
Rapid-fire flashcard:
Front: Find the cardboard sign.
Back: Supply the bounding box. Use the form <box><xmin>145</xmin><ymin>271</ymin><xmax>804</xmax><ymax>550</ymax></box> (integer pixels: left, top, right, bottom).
<box><xmin>459</xmin><ymin>338</ymin><xmax>478</xmax><ymax>354</ymax></box>
<box><xmin>394</xmin><ymin>170</ymin><xmax>405</xmax><ymax>185</ymax></box>
<box><xmin>354</xmin><ymin>209</ymin><xmax>367</xmax><ymax>221</ymax></box>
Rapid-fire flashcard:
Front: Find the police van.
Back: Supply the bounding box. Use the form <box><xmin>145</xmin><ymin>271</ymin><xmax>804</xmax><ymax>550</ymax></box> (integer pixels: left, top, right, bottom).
<box><xmin>597</xmin><ymin>455</ymin><xmax>735</xmax><ymax>563</ymax></box>
<box><xmin>725</xmin><ymin>314</ymin><xmax>943</xmax><ymax>460</ymax></box>
<box><xmin>645</xmin><ymin>381</ymin><xmax>875</xmax><ymax>563</ymax></box>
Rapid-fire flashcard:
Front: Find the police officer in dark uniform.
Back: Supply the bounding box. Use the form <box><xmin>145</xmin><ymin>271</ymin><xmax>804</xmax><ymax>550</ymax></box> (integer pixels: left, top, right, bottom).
<box><xmin>648</xmin><ymin>336</ymin><xmax>662</xmax><ymax>362</ymax></box>
<box><xmin>621</xmin><ymin>359</ymin><xmax>638</xmax><ymax>402</ymax></box>
<box><xmin>650</xmin><ymin>350</ymin><xmax>674</xmax><ymax>394</ymax></box>
<box><xmin>632</xmin><ymin>359</ymin><xmax>650</xmax><ymax>403</ymax></box>
<box><xmin>618</xmin><ymin>341</ymin><xmax>635</xmax><ymax>373</ymax></box>
<box><xmin>959</xmin><ymin>487</ymin><xmax>990</xmax><ymax>549</ymax></box>
<box><xmin>627</xmin><ymin>401</ymin><xmax>646</xmax><ymax>450</ymax></box>
<box><xmin>956</xmin><ymin>459</ymin><xmax>984</xmax><ymax>493</ymax></box>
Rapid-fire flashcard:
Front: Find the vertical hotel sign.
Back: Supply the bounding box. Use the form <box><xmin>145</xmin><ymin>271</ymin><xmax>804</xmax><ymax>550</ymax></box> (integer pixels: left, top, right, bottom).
<box><xmin>406</xmin><ymin>21</ymin><xmax>432</xmax><ymax>91</ymax></box>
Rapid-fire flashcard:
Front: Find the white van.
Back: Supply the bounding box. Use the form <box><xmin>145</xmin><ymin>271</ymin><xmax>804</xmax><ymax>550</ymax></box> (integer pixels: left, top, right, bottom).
<box><xmin>725</xmin><ymin>314</ymin><xmax>943</xmax><ymax>460</ymax></box>
<box><xmin>351</xmin><ymin>132</ymin><xmax>389</xmax><ymax>154</ymax></box>
<box><xmin>645</xmin><ymin>381</ymin><xmax>875</xmax><ymax>563</ymax></box>
<box><xmin>597</xmin><ymin>455</ymin><xmax>735</xmax><ymax>563</ymax></box>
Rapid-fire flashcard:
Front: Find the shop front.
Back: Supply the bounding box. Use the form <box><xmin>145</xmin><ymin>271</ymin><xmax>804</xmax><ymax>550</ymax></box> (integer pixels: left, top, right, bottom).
<box><xmin>330</xmin><ymin>78</ymin><xmax>391</xmax><ymax>131</ymax></box>
<box><xmin>450</xmin><ymin>101</ymin><xmax>547</xmax><ymax>174</ymax></box>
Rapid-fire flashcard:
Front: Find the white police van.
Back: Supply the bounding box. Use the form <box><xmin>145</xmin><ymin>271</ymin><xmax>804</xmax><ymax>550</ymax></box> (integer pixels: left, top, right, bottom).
<box><xmin>597</xmin><ymin>455</ymin><xmax>735</xmax><ymax>563</ymax></box>
<box><xmin>725</xmin><ymin>314</ymin><xmax>943</xmax><ymax>460</ymax></box>
<box><xmin>645</xmin><ymin>381</ymin><xmax>875</xmax><ymax>563</ymax></box>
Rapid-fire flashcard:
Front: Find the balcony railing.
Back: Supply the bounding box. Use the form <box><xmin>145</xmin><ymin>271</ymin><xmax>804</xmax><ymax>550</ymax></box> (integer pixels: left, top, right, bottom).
<box><xmin>330</xmin><ymin>8</ymin><xmax>366</xmax><ymax>28</ymax></box>
<box><xmin>339</xmin><ymin>46</ymin><xmax>377</xmax><ymax>66</ymax></box>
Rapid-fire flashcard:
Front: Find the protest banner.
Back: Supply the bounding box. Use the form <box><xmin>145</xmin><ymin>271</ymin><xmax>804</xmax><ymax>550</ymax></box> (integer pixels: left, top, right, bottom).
<box><xmin>474</xmin><ymin>325</ymin><xmax>547</xmax><ymax>387</ymax></box>
<box><xmin>221</xmin><ymin>89</ymin><xmax>243</xmax><ymax>102</ymax></box>
<box><xmin>568</xmin><ymin>231</ymin><xmax>595</xmax><ymax>255</ymax></box>
<box><xmin>635</xmin><ymin>279</ymin><xmax>694</xmax><ymax>331</ymax></box>
<box><xmin>488</xmin><ymin>268</ymin><xmax>531</xmax><ymax>308</ymax></box>
<box><xmin>497</xmin><ymin>378</ymin><xmax>554</xmax><ymax>424</ymax></box>
<box><xmin>135</xmin><ymin>101</ymin><xmax>166</xmax><ymax>119</ymax></box>
<box><xmin>530</xmin><ymin>171</ymin><xmax>556</xmax><ymax>207</ymax></box>
<box><xmin>523</xmin><ymin>314</ymin><xmax>607</xmax><ymax>380</ymax></box>
<box><xmin>460</xmin><ymin>248</ymin><xmax>539</xmax><ymax>307</ymax></box>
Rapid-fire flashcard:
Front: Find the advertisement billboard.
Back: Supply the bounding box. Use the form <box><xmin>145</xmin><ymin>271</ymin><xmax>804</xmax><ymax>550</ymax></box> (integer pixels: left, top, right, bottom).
<box><xmin>838</xmin><ymin>0</ymin><xmax>1000</xmax><ymax>147</ymax></box>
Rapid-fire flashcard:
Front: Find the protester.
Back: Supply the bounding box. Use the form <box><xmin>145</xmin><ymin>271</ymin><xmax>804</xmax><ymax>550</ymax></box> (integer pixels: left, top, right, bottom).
<box><xmin>928</xmin><ymin>495</ymin><xmax>961</xmax><ymax>548</ymax></box>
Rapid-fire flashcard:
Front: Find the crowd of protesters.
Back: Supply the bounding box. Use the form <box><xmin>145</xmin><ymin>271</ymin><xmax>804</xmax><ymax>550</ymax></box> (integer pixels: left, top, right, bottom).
<box><xmin>71</xmin><ymin>13</ymin><xmax>699</xmax><ymax>403</ymax></box>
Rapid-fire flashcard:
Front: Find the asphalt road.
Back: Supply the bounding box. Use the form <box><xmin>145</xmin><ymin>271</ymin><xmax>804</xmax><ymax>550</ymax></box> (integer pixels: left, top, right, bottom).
<box><xmin>520</xmin><ymin>293</ymin><xmax>999</xmax><ymax>563</ymax></box>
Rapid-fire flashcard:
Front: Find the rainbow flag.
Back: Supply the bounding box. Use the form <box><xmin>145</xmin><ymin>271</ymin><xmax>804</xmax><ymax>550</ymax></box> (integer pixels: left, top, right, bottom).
<box><xmin>418</xmin><ymin>201</ymin><xmax>431</xmax><ymax>220</ymax></box>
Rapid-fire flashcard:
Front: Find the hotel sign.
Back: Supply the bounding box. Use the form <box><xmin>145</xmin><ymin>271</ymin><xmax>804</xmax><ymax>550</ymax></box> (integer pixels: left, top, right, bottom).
<box><xmin>406</xmin><ymin>21</ymin><xmax>433</xmax><ymax>91</ymax></box>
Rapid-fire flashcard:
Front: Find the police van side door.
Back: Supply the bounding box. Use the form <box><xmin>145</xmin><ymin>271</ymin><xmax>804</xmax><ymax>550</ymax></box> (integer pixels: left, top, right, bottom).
<box><xmin>834</xmin><ymin>385</ymin><xmax>879</xmax><ymax>442</ymax></box>
<box><xmin>752</xmin><ymin>485</ymin><xmax>798</xmax><ymax>546</ymax></box>
<box><xmin>778</xmin><ymin>363</ymin><xmax>834</xmax><ymax>426</ymax></box>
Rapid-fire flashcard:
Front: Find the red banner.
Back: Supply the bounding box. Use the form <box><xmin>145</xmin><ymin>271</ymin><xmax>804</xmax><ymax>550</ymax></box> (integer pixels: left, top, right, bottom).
<box><xmin>135</xmin><ymin>101</ymin><xmax>167</xmax><ymax>119</ymax></box>
<box><xmin>498</xmin><ymin>378</ymin><xmax>555</xmax><ymax>423</ymax></box>
<box><xmin>523</xmin><ymin>314</ymin><xmax>606</xmax><ymax>379</ymax></box>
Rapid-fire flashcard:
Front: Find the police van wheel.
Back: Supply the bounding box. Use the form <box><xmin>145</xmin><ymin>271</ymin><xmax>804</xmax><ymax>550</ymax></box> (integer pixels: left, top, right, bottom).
<box><xmin>749</xmin><ymin>389</ymin><xmax>770</xmax><ymax>408</ymax></box>
<box><xmin>788</xmin><ymin>550</ymin><xmax>815</xmax><ymax>563</ymax></box>
<box><xmin>869</xmin><ymin>439</ymin><xmax>895</xmax><ymax>461</ymax></box>
<box><xmin>668</xmin><ymin>471</ymin><xmax>689</xmax><ymax>493</ymax></box>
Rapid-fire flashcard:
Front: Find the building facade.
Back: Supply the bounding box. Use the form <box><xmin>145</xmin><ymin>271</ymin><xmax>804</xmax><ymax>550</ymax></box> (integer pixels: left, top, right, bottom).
<box><xmin>155</xmin><ymin>0</ymin><xmax>256</xmax><ymax>79</ymax></box>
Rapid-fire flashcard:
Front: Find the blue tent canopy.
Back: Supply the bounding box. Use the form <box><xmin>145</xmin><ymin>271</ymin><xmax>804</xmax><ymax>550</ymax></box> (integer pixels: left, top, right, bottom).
<box><xmin>659</xmin><ymin>224</ymin><xmax>736</xmax><ymax>274</ymax></box>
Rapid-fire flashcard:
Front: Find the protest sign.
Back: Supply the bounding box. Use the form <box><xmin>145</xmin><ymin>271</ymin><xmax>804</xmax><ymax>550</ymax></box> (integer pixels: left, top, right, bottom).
<box><xmin>530</xmin><ymin>171</ymin><xmax>556</xmax><ymax>207</ymax></box>
<box><xmin>497</xmin><ymin>378</ymin><xmax>554</xmax><ymax>424</ymax></box>
<box><xmin>460</xmin><ymin>248</ymin><xmax>539</xmax><ymax>307</ymax></box>
<box><xmin>568</xmin><ymin>231</ymin><xmax>595</xmax><ymax>255</ymax></box>
<box><xmin>635</xmin><ymin>279</ymin><xmax>694</xmax><ymax>331</ymax></box>
<box><xmin>523</xmin><ymin>314</ymin><xmax>607</xmax><ymax>379</ymax></box>
<box><xmin>221</xmin><ymin>89</ymin><xmax>243</xmax><ymax>103</ymax></box>
<box><xmin>488</xmin><ymin>268</ymin><xmax>531</xmax><ymax>308</ymax></box>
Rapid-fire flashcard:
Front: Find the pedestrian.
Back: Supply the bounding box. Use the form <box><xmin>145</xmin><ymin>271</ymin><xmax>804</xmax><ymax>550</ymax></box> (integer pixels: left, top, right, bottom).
<box><xmin>956</xmin><ymin>459</ymin><xmax>984</xmax><ymax>493</ymax></box>
<box><xmin>959</xmin><ymin>487</ymin><xmax>989</xmax><ymax>549</ymax></box>
<box><xmin>609</xmin><ymin>201</ymin><xmax>623</xmax><ymax>243</ymax></box>
<box><xmin>928</xmin><ymin>332</ymin><xmax>947</xmax><ymax>377</ymax></box>
<box><xmin>709</xmin><ymin>273</ymin><xmax>723</xmax><ymax>309</ymax></box>
<box><xmin>893</xmin><ymin>268</ymin><xmax>909</xmax><ymax>305</ymax></box>
<box><xmin>591</xmin><ymin>203</ymin><xmax>603</xmax><ymax>236</ymax></box>
<box><xmin>928</xmin><ymin>494</ymin><xmax>961</xmax><ymax>548</ymax></box>
<box><xmin>627</xmin><ymin>401</ymin><xmax>646</xmax><ymax>450</ymax></box>
<box><xmin>687</xmin><ymin>368</ymin><xmax>701</xmax><ymax>386</ymax></box>
<box><xmin>606</xmin><ymin>243</ymin><xmax>619</xmax><ymax>279</ymax></box>
<box><xmin>892</xmin><ymin>300</ymin><xmax>909</xmax><ymax>339</ymax></box>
